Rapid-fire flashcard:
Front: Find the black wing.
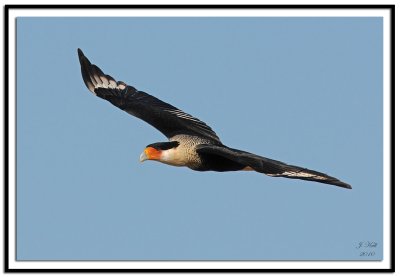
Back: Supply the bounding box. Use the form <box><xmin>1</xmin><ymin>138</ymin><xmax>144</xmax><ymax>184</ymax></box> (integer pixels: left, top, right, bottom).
<box><xmin>196</xmin><ymin>144</ymin><xmax>352</xmax><ymax>189</ymax></box>
<box><xmin>78</xmin><ymin>49</ymin><xmax>221</xmax><ymax>143</ymax></box>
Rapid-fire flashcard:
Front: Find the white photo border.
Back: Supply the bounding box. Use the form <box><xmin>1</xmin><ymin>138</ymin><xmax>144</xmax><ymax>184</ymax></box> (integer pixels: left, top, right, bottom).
<box><xmin>5</xmin><ymin>4</ymin><xmax>394</xmax><ymax>272</ymax></box>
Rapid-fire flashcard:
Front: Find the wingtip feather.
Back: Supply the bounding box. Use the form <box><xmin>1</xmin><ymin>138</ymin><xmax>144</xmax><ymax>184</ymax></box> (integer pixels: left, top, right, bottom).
<box><xmin>77</xmin><ymin>49</ymin><xmax>97</xmax><ymax>94</ymax></box>
<box><xmin>336</xmin><ymin>181</ymin><xmax>352</xmax><ymax>189</ymax></box>
<box><xmin>77</xmin><ymin>49</ymin><xmax>127</xmax><ymax>95</ymax></box>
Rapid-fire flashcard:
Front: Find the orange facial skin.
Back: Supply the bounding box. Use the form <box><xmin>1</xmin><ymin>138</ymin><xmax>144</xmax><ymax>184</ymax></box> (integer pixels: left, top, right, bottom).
<box><xmin>144</xmin><ymin>147</ymin><xmax>162</xmax><ymax>161</ymax></box>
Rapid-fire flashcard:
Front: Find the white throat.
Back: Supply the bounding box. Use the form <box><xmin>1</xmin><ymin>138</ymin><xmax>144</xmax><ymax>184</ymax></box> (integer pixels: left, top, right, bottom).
<box><xmin>159</xmin><ymin>148</ymin><xmax>186</xmax><ymax>167</ymax></box>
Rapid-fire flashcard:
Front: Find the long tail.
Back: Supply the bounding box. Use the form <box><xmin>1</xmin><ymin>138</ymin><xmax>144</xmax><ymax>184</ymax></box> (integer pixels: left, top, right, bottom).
<box><xmin>196</xmin><ymin>144</ymin><xmax>352</xmax><ymax>189</ymax></box>
<box><xmin>263</xmin><ymin>163</ymin><xmax>352</xmax><ymax>189</ymax></box>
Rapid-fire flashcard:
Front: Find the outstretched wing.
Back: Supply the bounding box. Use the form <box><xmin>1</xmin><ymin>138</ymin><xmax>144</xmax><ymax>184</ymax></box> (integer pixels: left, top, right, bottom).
<box><xmin>78</xmin><ymin>49</ymin><xmax>221</xmax><ymax>143</ymax></box>
<box><xmin>196</xmin><ymin>144</ymin><xmax>352</xmax><ymax>189</ymax></box>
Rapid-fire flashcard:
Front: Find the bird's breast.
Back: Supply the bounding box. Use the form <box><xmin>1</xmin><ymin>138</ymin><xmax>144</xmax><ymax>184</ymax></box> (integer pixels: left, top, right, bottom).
<box><xmin>160</xmin><ymin>134</ymin><xmax>215</xmax><ymax>169</ymax></box>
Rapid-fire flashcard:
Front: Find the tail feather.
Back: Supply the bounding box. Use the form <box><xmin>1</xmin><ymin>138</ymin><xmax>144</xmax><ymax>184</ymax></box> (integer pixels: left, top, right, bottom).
<box><xmin>265</xmin><ymin>165</ymin><xmax>352</xmax><ymax>189</ymax></box>
<box><xmin>196</xmin><ymin>144</ymin><xmax>352</xmax><ymax>189</ymax></box>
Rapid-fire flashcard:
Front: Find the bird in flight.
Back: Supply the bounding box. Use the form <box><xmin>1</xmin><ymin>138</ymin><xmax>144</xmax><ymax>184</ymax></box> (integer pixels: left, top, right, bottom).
<box><xmin>78</xmin><ymin>49</ymin><xmax>351</xmax><ymax>189</ymax></box>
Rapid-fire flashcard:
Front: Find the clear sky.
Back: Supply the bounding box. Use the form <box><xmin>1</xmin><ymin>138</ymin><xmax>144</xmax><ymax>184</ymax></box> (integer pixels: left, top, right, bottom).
<box><xmin>16</xmin><ymin>16</ymin><xmax>383</xmax><ymax>260</ymax></box>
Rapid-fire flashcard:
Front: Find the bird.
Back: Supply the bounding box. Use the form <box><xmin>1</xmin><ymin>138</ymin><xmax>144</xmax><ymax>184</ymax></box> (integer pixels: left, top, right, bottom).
<box><xmin>78</xmin><ymin>48</ymin><xmax>352</xmax><ymax>189</ymax></box>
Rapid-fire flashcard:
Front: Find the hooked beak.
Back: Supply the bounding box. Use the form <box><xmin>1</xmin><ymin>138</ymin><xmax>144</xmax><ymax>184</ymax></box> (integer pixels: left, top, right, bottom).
<box><xmin>139</xmin><ymin>151</ymin><xmax>148</xmax><ymax>162</ymax></box>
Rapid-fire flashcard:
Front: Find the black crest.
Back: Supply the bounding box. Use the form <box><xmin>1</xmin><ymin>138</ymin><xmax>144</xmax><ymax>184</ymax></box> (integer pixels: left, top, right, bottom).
<box><xmin>146</xmin><ymin>141</ymin><xmax>180</xmax><ymax>150</ymax></box>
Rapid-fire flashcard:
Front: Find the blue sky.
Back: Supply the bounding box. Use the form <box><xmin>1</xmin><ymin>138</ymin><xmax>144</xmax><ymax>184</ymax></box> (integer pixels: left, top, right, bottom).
<box><xmin>16</xmin><ymin>17</ymin><xmax>383</xmax><ymax>260</ymax></box>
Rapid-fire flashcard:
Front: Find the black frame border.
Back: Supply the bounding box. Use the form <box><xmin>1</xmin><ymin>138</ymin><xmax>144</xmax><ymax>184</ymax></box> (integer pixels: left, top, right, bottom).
<box><xmin>4</xmin><ymin>4</ymin><xmax>395</xmax><ymax>273</ymax></box>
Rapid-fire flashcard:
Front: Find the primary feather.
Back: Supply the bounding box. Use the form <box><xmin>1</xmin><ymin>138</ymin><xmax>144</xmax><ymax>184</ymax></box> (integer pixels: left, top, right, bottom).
<box><xmin>78</xmin><ymin>48</ymin><xmax>221</xmax><ymax>143</ymax></box>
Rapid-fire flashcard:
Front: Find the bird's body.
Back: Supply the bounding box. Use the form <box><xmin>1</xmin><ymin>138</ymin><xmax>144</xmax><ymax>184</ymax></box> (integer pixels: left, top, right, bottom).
<box><xmin>78</xmin><ymin>49</ymin><xmax>352</xmax><ymax>189</ymax></box>
<box><xmin>159</xmin><ymin>134</ymin><xmax>212</xmax><ymax>169</ymax></box>
<box><xmin>170</xmin><ymin>135</ymin><xmax>246</xmax><ymax>172</ymax></box>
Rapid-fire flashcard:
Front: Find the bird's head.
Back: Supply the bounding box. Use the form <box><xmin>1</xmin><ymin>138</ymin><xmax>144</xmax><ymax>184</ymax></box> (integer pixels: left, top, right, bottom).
<box><xmin>140</xmin><ymin>141</ymin><xmax>180</xmax><ymax>163</ymax></box>
<box><xmin>140</xmin><ymin>146</ymin><xmax>161</xmax><ymax>162</ymax></box>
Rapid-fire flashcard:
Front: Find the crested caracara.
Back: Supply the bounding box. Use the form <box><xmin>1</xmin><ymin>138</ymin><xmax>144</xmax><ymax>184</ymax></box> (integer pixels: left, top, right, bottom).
<box><xmin>78</xmin><ymin>49</ymin><xmax>351</xmax><ymax>189</ymax></box>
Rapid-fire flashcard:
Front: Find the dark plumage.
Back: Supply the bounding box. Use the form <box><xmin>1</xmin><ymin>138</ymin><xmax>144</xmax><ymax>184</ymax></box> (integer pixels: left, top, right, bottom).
<box><xmin>78</xmin><ymin>49</ymin><xmax>220</xmax><ymax>143</ymax></box>
<box><xmin>147</xmin><ymin>141</ymin><xmax>180</xmax><ymax>151</ymax></box>
<box><xmin>78</xmin><ymin>48</ymin><xmax>352</xmax><ymax>189</ymax></box>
